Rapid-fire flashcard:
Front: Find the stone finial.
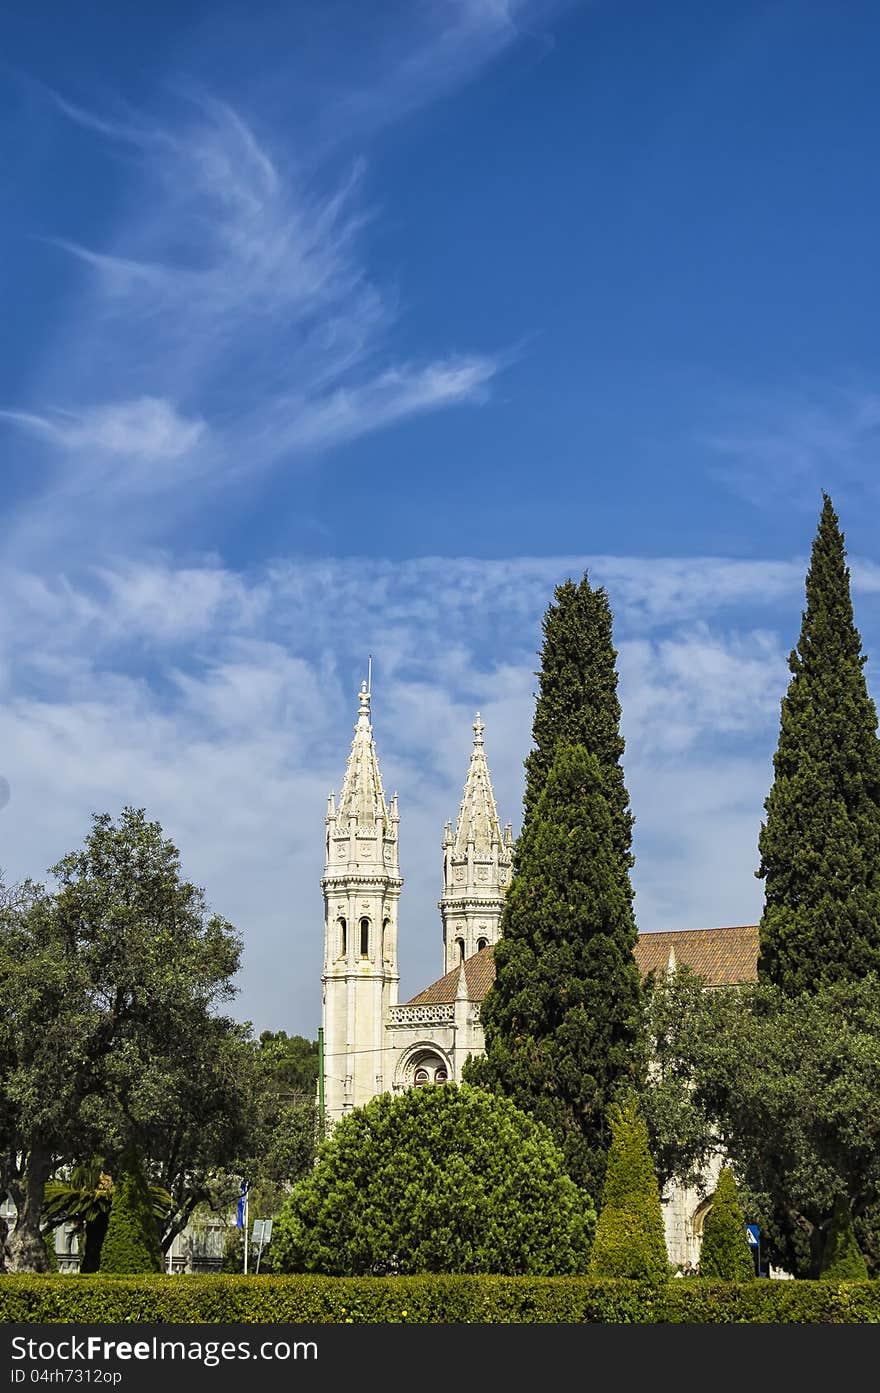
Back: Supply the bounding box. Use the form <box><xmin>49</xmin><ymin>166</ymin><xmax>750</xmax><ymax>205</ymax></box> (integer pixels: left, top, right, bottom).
<box><xmin>473</xmin><ymin>712</ymin><xmax>484</xmax><ymax>745</ymax></box>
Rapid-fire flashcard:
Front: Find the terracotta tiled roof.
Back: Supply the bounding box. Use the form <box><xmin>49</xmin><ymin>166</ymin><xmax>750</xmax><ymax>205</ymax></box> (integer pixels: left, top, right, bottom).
<box><xmin>404</xmin><ymin>925</ymin><xmax>759</xmax><ymax>1005</ymax></box>
<box><xmin>405</xmin><ymin>945</ymin><xmax>497</xmax><ymax>1006</ymax></box>
<box><xmin>633</xmin><ymin>924</ymin><xmax>759</xmax><ymax>986</ymax></box>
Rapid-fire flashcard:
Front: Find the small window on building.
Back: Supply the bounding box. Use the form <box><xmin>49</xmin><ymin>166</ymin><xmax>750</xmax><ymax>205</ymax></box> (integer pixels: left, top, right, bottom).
<box><xmin>413</xmin><ymin>1067</ymin><xmax>430</xmax><ymax>1087</ymax></box>
<box><xmin>434</xmin><ymin>1067</ymin><xmax>448</xmax><ymax>1084</ymax></box>
<box><xmin>457</xmin><ymin>938</ymin><xmax>465</xmax><ymax>964</ymax></box>
<box><xmin>338</xmin><ymin>918</ymin><xmax>347</xmax><ymax>958</ymax></box>
<box><xmin>360</xmin><ymin>917</ymin><xmax>370</xmax><ymax>958</ymax></box>
<box><xmin>477</xmin><ymin>937</ymin><xmax>488</xmax><ymax>952</ymax></box>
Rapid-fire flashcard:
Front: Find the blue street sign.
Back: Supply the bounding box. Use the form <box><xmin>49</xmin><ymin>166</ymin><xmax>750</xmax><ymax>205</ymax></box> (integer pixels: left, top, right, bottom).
<box><xmin>746</xmin><ymin>1224</ymin><xmax>760</xmax><ymax>1247</ymax></box>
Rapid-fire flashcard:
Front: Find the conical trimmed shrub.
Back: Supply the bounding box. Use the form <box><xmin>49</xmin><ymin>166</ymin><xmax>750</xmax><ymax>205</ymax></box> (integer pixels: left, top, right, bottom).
<box><xmin>98</xmin><ymin>1150</ymin><xmax>163</xmax><ymax>1274</ymax></box>
<box><xmin>698</xmin><ymin>1167</ymin><xmax>755</xmax><ymax>1280</ymax></box>
<box><xmin>588</xmin><ymin>1096</ymin><xmax>668</xmax><ymax>1281</ymax></box>
<box><xmin>820</xmin><ymin>1198</ymin><xmax>869</xmax><ymax>1280</ymax></box>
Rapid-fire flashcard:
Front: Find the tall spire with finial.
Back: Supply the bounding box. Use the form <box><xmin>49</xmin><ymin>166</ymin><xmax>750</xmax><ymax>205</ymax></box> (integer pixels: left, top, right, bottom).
<box><xmin>322</xmin><ymin>670</ymin><xmax>402</xmax><ymax>1125</ymax></box>
<box><xmin>335</xmin><ymin>680</ymin><xmax>389</xmax><ymax>830</ymax></box>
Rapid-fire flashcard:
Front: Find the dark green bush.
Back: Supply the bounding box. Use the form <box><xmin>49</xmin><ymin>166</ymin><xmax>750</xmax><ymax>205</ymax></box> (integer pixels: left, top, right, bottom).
<box><xmin>1</xmin><ymin>1274</ymin><xmax>879</xmax><ymax>1323</ymax></box>
<box><xmin>98</xmin><ymin>1151</ymin><xmax>163</xmax><ymax>1274</ymax></box>
<box><xmin>820</xmin><ymin>1199</ymin><xmax>869</xmax><ymax>1281</ymax></box>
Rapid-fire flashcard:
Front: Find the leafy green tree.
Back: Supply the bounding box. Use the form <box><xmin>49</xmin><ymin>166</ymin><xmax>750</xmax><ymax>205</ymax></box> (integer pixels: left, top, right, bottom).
<box><xmin>819</xmin><ymin>1198</ymin><xmax>869</xmax><ymax>1281</ymax></box>
<box><xmin>0</xmin><ymin>808</ymin><xmax>244</xmax><ymax>1271</ymax></box>
<box><xmin>467</xmin><ymin>743</ymin><xmax>643</xmax><ymax>1198</ymax></box>
<box><xmin>587</xmin><ymin>1095</ymin><xmax>669</xmax><ymax>1282</ymax></box>
<box><xmin>234</xmin><ymin>1030</ymin><xmax>319</xmax><ymax>1228</ymax></box>
<box><xmin>685</xmin><ymin>977</ymin><xmax>880</xmax><ymax>1278</ymax></box>
<box><xmin>98</xmin><ymin>1150</ymin><xmax>163</xmax><ymax>1273</ymax></box>
<box><xmin>698</xmin><ymin>1167</ymin><xmax>754</xmax><ymax>1280</ymax></box>
<box><xmin>272</xmin><ymin>1083</ymin><xmax>595</xmax><ymax>1276</ymax></box>
<box><xmin>638</xmin><ymin>964</ymin><xmax>720</xmax><ymax>1194</ymax></box>
<box><xmin>757</xmin><ymin>494</ymin><xmax>880</xmax><ymax>994</ymax></box>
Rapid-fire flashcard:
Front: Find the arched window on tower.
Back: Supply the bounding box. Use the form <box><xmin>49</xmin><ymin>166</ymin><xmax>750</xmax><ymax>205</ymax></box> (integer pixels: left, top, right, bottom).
<box><xmin>360</xmin><ymin>917</ymin><xmax>370</xmax><ymax>958</ymax></box>
<box><xmin>382</xmin><ymin>917</ymin><xmax>390</xmax><ymax>962</ymax></box>
<box><xmin>477</xmin><ymin>937</ymin><xmax>488</xmax><ymax>953</ymax></box>
<box><xmin>457</xmin><ymin>938</ymin><xmax>465</xmax><ymax>965</ymax></box>
<box><xmin>338</xmin><ymin>918</ymin><xmax>347</xmax><ymax>958</ymax></box>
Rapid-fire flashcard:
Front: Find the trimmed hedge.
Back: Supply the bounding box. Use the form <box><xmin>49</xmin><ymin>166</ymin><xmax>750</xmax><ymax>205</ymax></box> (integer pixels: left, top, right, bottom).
<box><xmin>1</xmin><ymin>1274</ymin><xmax>880</xmax><ymax>1323</ymax></box>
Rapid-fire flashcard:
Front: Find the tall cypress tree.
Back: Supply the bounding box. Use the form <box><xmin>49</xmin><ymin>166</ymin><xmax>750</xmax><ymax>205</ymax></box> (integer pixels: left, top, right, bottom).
<box><xmin>523</xmin><ymin>575</ymin><xmax>634</xmax><ymax>883</ymax></box>
<box><xmin>466</xmin><ymin>742</ymin><xmax>644</xmax><ymax>1199</ymax></box>
<box><xmin>757</xmin><ymin>494</ymin><xmax>880</xmax><ymax>994</ymax></box>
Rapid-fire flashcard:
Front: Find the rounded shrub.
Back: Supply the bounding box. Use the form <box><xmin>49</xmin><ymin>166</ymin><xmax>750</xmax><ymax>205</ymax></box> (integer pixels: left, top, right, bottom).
<box><xmin>272</xmin><ymin>1082</ymin><xmax>596</xmax><ymax>1275</ymax></box>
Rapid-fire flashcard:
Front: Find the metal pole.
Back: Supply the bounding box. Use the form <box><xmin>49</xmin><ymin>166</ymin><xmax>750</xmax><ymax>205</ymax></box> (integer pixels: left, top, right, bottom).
<box><xmin>317</xmin><ymin>1026</ymin><xmax>326</xmax><ymax>1142</ymax></box>
<box><xmin>243</xmin><ymin>1187</ymin><xmax>249</xmax><ymax>1275</ymax></box>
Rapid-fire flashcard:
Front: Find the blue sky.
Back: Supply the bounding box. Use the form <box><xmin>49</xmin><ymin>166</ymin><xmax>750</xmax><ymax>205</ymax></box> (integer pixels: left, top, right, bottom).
<box><xmin>2</xmin><ymin>0</ymin><xmax>880</xmax><ymax>1035</ymax></box>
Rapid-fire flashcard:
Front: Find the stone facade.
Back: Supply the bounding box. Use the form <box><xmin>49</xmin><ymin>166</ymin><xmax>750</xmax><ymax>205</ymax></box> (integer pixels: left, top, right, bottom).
<box><xmin>320</xmin><ymin>682</ymin><xmax>766</xmax><ymax>1268</ymax></box>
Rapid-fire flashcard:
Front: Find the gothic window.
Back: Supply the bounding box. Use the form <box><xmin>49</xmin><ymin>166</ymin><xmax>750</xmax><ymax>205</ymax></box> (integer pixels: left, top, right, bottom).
<box><xmin>360</xmin><ymin>917</ymin><xmax>370</xmax><ymax>958</ymax></box>
<box><xmin>434</xmin><ymin>1067</ymin><xmax>448</xmax><ymax>1084</ymax></box>
<box><xmin>457</xmin><ymin>938</ymin><xmax>465</xmax><ymax>964</ymax></box>
<box><xmin>477</xmin><ymin>937</ymin><xmax>488</xmax><ymax>952</ymax></box>
<box><xmin>338</xmin><ymin>918</ymin><xmax>347</xmax><ymax>958</ymax></box>
<box><xmin>413</xmin><ymin>1067</ymin><xmax>430</xmax><ymax>1087</ymax></box>
<box><xmin>382</xmin><ymin>917</ymin><xmax>390</xmax><ymax>962</ymax></box>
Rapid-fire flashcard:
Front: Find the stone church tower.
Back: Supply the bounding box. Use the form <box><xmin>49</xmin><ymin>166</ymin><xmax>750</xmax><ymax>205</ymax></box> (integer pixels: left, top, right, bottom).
<box><xmin>439</xmin><ymin>714</ymin><xmax>514</xmax><ymax>974</ymax></box>
<box><xmin>321</xmin><ymin>680</ymin><xmax>402</xmax><ymax>1121</ymax></box>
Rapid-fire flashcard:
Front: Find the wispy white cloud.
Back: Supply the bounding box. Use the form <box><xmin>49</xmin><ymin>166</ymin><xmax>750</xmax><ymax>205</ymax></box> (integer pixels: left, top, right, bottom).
<box><xmin>0</xmin><ymin>397</ymin><xmax>206</xmax><ymax>461</ymax></box>
<box><xmin>701</xmin><ymin>385</ymin><xmax>880</xmax><ymax>510</ymax></box>
<box><xmin>2</xmin><ymin>549</ymin><xmax>878</xmax><ymax>1029</ymax></box>
<box><xmin>3</xmin><ymin>11</ymin><xmax>533</xmax><ymax>555</ymax></box>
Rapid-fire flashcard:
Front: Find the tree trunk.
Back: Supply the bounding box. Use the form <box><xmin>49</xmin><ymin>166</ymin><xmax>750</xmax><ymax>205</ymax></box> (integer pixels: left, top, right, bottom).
<box><xmin>7</xmin><ymin>1145</ymin><xmax>53</xmax><ymax>1273</ymax></box>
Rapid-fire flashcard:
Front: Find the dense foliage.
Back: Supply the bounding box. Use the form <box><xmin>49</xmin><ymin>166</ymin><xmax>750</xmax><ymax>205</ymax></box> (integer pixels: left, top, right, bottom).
<box><xmin>588</xmin><ymin>1097</ymin><xmax>669</xmax><ymax>1282</ymax></box>
<box><xmin>468</xmin><ymin>743</ymin><xmax>643</xmax><ymax>1197</ymax></box>
<box><xmin>272</xmin><ymin>1083</ymin><xmax>595</xmax><ymax>1276</ymax></box>
<box><xmin>5</xmin><ymin>1274</ymin><xmax>877</xmax><ymax>1324</ymax></box>
<box><xmin>0</xmin><ymin>808</ymin><xmax>244</xmax><ymax>1271</ymax></box>
<box><xmin>758</xmin><ymin>494</ymin><xmax>880</xmax><ymax>994</ymax></box>
<box><xmin>819</xmin><ymin>1199</ymin><xmax>869</xmax><ymax>1281</ymax></box>
<box><xmin>637</xmin><ymin>970</ymin><xmax>880</xmax><ymax>1277</ymax></box>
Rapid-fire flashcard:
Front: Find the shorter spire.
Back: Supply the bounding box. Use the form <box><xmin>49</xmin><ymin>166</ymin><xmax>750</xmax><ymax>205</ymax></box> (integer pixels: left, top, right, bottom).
<box><xmin>452</xmin><ymin>713</ymin><xmax>503</xmax><ymax>856</ymax></box>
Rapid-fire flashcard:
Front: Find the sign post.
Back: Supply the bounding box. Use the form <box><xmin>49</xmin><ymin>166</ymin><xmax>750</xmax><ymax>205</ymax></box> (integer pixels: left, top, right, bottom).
<box><xmin>746</xmin><ymin>1223</ymin><xmax>761</xmax><ymax>1276</ymax></box>
<box><xmin>252</xmin><ymin>1218</ymin><xmax>274</xmax><ymax>1274</ymax></box>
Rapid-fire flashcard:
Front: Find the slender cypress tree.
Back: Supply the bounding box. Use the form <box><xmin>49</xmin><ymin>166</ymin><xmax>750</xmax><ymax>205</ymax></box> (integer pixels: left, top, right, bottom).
<box><xmin>98</xmin><ymin>1151</ymin><xmax>163</xmax><ymax>1274</ymax></box>
<box><xmin>523</xmin><ymin>574</ymin><xmax>634</xmax><ymax>882</ymax></box>
<box><xmin>819</xmin><ymin>1198</ymin><xmax>869</xmax><ymax>1281</ymax></box>
<box><xmin>757</xmin><ymin>494</ymin><xmax>880</xmax><ymax>994</ymax></box>
<box><xmin>587</xmin><ymin>1095</ymin><xmax>669</xmax><ymax>1282</ymax></box>
<box><xmin>467</xmin><ymin>742</ymin><xmax>644</xmax><ymax>1199</ymax></box>
<box><xmin>698</xmin><ymin>1167</ymin><xmax>755</xmax><ymax>1280</ymax></box>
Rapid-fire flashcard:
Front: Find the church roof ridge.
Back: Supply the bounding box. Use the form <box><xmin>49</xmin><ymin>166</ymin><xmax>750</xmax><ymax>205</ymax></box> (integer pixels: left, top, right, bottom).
<box><xmin>405</xmin><ymin>924</ymin><xmax>760</xmax><ymax>1006</ymax></box>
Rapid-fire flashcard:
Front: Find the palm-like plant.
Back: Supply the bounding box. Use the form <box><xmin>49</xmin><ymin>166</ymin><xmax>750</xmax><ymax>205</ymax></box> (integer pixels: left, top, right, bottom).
<box><xmin>43</xmin><ymin>1159</ymin><xmax>172</xmax><ymax>1272</ymax></box>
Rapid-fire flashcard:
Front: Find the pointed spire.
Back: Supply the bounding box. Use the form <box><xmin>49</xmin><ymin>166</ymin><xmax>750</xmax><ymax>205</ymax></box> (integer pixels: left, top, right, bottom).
<box><xmin>452</xmin><ymin>713</ymin><xmax>503</xmax><ymax>856</ymax></box>
<box><xmin>337</xmin><ymin>680</ymin><xmax>389</xmax><ymax>829</ymax></box>
<box><xmin>667</xmin><ymin>944</ymin><xmax>677</xmax><ymax>976</ymax></box>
